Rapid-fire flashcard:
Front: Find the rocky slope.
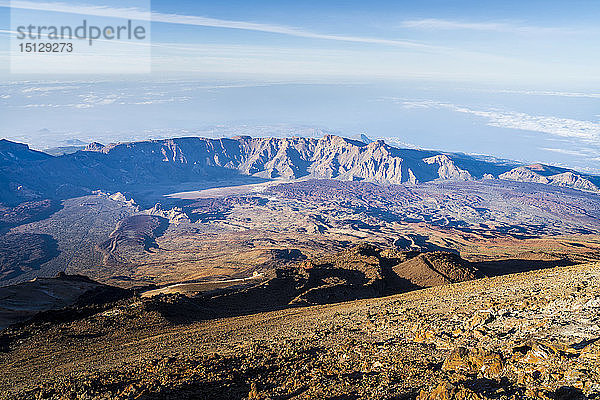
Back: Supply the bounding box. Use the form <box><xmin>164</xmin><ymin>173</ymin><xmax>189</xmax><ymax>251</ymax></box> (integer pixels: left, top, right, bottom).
<box><xmin>95</xmin><ymin>215</ymin><xmax>169</xmax><ymax>265</ymax></box>
<box><xmin>1</xmin><ymin>260</ymin><xmax>599</xmax><ymax>399</ymax></box>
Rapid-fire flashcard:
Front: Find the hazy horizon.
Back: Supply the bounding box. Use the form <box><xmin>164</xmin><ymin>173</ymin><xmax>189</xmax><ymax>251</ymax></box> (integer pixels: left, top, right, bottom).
<box><xmin>1</xmin><ymin>0</ymin><xmax>599</xmax><ymax>172</ymax></box>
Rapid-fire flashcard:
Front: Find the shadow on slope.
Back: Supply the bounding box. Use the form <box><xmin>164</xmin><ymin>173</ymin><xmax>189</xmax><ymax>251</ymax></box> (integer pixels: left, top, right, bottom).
<box><xmin>0</xmin><ymin>233</ymin><xmax>60</xmax><ymax>282</ymax></box>
<box><xmin>144</xmin><ymin>244</ymin><xmax>479</xmax><ymax>325</ymax></box>
<box><xmin>0</xmin><ymin>273</ymin><xmax>133</xmax><ymax>350</ymax></box>
<box><xmin>0</xmin><ymin>245</ymin><xmax>581</xmax><ymax>341</ymax></box>
<box><xmin>476</xmin><ymin>257</ymin><xmax>575</xmax><ymax>277</ymax></box>
<box><xmin>144</xmin><ymin>247</ymin><xmax>577</xmax><ymax>326</ymax></box>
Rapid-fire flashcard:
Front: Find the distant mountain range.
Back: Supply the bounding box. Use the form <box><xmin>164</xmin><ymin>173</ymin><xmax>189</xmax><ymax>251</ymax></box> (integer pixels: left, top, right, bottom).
<box><xmin>0</xmin><ymin>135</ymin><xmax>598</xmax><ymax>206</ymax></box>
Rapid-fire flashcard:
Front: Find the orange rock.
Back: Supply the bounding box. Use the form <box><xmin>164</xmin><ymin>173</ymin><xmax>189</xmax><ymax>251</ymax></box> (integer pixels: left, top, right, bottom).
<box><xmin>417</xmin><ymin>381</ymin><xmax>481</xmax><ymax>400</ymax></box>
<box><xmin>442</xmin><ymin>347</ymin><xmax>504</xmax><ymax>379</ymax></box>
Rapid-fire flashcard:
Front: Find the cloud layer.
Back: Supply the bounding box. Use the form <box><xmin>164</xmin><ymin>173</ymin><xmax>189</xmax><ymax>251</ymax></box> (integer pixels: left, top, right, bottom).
<box><xmin>400</xmin><ymin>18</ymin><xmax>580</xmax><ymax>35</ymax></box>
<box><xmin>393</xmin><ymin>99</ymin><xmax>600</xmax><ymax>143</ymax></box>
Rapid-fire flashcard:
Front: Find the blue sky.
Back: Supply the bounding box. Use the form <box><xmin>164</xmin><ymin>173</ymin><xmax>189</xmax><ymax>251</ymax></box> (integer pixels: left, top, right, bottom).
<box><xmin>0</xmin><ymin>1</ymin><xmax>599</xmax><ymax>173</ymax></box>
<box><xmin>0</xmin><ymin>0</ymin><xmax>599</xmax><ymax>83</ymax></box>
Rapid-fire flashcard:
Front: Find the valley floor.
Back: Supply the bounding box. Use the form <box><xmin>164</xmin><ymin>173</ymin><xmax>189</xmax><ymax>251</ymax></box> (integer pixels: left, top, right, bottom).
<box><xmin>2</xmin><ymin>262</ymin><xmax>600</xmax><ymax>399</ymax></box>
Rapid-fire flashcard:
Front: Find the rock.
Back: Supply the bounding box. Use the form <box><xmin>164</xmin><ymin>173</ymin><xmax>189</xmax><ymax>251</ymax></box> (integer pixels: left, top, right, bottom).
<box><xmin>442</xmin><ymin>347</ymin><xmax>504</xmax><ymax>379</ymax></box>
<box><xmin>418</xmin><ymin>381</ymin><xmax>481</xmax><ymax>400</ymax></box>
<box><xmin>521</xmin><ymin>341</ymin><xmax>560</xmax><ymax>364</ymax></box>
<box><xmin>468</xmin><ymin>312</ymin><xmax>494</xmax><ymax>328</ymax></box>
<box><xmin>550</xmin><ymin>172</ymin><xmax>598</xmax><ymax>192</ymax></box>
<box><xmin>108</xmin><ymin>191</ymin><xmax>137</xmax><ymax>208</ymax></box>
<box><xmin>145</xmin><ymin>203</ymin><xmax>190</xmax><ymax>224</ymax></box>
<box><xmin>499</xmin><ymin>165</ymin><xmax>599</xmax><ymax>192</ymax></box>
<box><xmin>413</xmin><ymin>327</ymin><xmax>436</xmax><ymax>343</ymax></box>
<box><xmin>524</xmin><ymin>387</ymin><xmax>553</xmax><ymax>399</ymax></box>
<box><xmin>248</xmin><ymin>382</ymin><xmax>261</xmax><ymax>399</ymax></box>
<box><xmin>83</xmin><ymin>141</ymin><xmax>105</xmax><ymax>152</ymax></box>
<box><xmin>423</xmin><ymin>154</ymin><xmax>473</xmax><ymax>181</ymax></box>
<box><xmin>579</xmin><ymin>340</ymin><xmax>600</xmax><ymax>359</ymax></box>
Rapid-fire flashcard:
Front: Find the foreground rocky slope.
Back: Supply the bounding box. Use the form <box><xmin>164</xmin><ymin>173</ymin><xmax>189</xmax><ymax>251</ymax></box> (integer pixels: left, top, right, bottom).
<box><xmin>1</xmin><ymin>259</ymin><xmax>600</xmax><ymax>399</ymax></box>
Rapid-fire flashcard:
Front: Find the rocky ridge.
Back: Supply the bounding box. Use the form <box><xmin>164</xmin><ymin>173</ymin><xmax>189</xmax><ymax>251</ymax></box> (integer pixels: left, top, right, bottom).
<box><xmin>2</xmin><ymin>136</ymin><xmax>599</xmax><ymax>206</ymax></box>
<box><xmin>499</xmin><ymin>165</ymin><xmax>600</xmax><ymax>192</ymax></box>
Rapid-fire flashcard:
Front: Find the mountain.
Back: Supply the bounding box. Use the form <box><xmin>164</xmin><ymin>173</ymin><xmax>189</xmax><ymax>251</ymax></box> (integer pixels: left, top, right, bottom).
<box><xmin>2</xmin><ymin>138</ymin><xmax>600</xmax><ymax>399</ymax></box>
<box><xmin>0</xmin><ymin>140</ymin><xmax>54</xmax><ymax>205</ymax></box>
<box><xmin>1</xmin><ymin>135</ymin><xmax>598</xmax><ymax>206</ymax></box>
<box><xmin>0</xmin><ymin>139</ymin><xmax>50</xmax><ymax>163</ymax></box>
<box><xmin>499</xmin><ymin>164</ymin><xmax>600</xmax><ymax>192</ymax></box>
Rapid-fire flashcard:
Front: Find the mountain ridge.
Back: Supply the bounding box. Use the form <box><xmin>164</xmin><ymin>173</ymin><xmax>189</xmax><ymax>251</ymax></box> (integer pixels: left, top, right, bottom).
<box><xmin>1</xmin><ymin>135</ymin><xmax>598</xmax><ymax>206</ymax></box>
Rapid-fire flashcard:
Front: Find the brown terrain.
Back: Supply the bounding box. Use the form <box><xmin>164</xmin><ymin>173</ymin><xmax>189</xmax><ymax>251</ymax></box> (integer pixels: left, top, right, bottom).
<box><xmin>3</xmin><ymin>178</ymin><xmax>598</xmax><ymax>289</ymax></box>
<box><xmin>1</xmin><ymin>135</ymin><xmax>600</xmax><ymax>399</ymax></box>
<box><xmin>0</xmin><ymin>273</ymin><xmax>129</xmax><ymax>331</ymax></box>
<box><xmin>1</xmin><ymin>258</ymin><xmax>599</xmax><ymax>399</ymax></box>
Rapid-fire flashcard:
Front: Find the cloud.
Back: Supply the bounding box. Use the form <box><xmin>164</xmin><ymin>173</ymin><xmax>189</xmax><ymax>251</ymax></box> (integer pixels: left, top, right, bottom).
<box><xmin>22</xmin><ymin>85</ymin><xmax>79</xmax><ymax>93</ymax></box>
<box><xmin>400</xmin><ymin>18</ymin><xmax>579</xmax><ymax>35</ymax></box>
<box><xmin>11</xmin><ymin>85</ymin><xmax>192</xmax><ymax>108</ymax></box>
<box><xmin>495</xmin><ymin>89</ymin><xmax>600</xmax><ymax>99</ymax></box>
<box><xmin>453</xmin><ymin>108</ymin><xmax>600</xmax><ymax>142</ymax></box>
<box><xmin>539</xmin><ymin>147</ymin><xmax>593</xmax><ymax>157</ymax></box>
<box><xmin>388</xmin><ymin>98</ymin><xmax>600</xmax><ymax>143</ymax></box>
<box><xmin>2</xmin><ymin>0</ymin><xmax>434</xmax><ymax>50</ymax></box>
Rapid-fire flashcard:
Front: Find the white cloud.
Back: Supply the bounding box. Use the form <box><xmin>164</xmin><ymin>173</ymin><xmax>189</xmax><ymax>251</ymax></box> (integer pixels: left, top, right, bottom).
<box><xmin>400</xmin><ymin>18</ymin><xmax>580</xmax><ymax>35</ymax></box>
<box><xmin>388</xmin><ymin>98</ymin><xmax>600</xmax><ymax>143</ymax></box>
<box><xmin>12</xmin><ymin>88</ymin><xmax>192</xmax><ymax>108</ymax></box>
<box><xmin>539</xmin><ymin>147</ymin><xmax>592</xmax><ymax>157</ymax></box>
<box><xmin>454</xmin><ymin>108</ymin><xmax>600</xmax><ymax>142</ymax></box>
<box><xmin>2</xmin><ymin>0</ymin><xmax>433</xmax><ymax>50</ymax></box>
<box><xmin>22</xmin><ymin>85</ymin><xmax>79</xmax><ymax>93</ymax></box>
<box><xmin>21</xmin><ymin>103</ymin><xmax>63</xmax><ymax>108</ymax></box>
<box><xmin>127</xmin><ymin>97</ymin><xmax>191</xmax><ymax>105</ymax></box>
<box><xmin>496</xmin><ymin>89</ymin><xmax>600</xmax><ymax>99</ymax></box>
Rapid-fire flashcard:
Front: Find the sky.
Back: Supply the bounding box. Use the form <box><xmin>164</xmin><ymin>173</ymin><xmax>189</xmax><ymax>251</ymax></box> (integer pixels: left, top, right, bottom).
<box><xmin>0</xmin><ymin>1</ymin><xmax>599</xmax><ymax>172</ymax></box>
<box><xmin>0</xmin><ymin>0</ymin><xmax>599</xmax><ymax>82</ymax></box>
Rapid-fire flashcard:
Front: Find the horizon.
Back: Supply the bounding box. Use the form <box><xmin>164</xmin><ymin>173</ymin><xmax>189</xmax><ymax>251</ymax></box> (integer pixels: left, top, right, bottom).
<box><xmin>1</xmin><ymin>1</ymin><xmax>599</xmax><ymax>172</ymax></box>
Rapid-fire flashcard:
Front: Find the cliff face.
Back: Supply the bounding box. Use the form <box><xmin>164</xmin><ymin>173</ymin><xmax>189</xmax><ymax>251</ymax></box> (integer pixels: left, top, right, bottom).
<box><xmin>423</xmin><ymin>155</ymin><xmax>473</xmax><ymax>181</ymax></box>
<box><xmin>88</xmin><ymin>136</ymin><xmax>415</xmax><ymax>183</ymax></box>
<box><xmin>499</xmin><ymin>165</ymin><xmax>600</xmax><ymax>192</ymax></box>
<box><xmin>83</xmin><ymin>135</ymin><xmax>486</xmax><ymax>185</ymax></box>
<box><xmin>1</xmin><ymin>135</ymin><xmax>599</xmax><ymax>206</ymax></box>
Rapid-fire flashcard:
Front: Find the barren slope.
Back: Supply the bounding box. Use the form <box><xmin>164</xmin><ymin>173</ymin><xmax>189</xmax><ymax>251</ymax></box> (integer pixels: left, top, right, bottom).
<box><xmin>1</xmin><ymin>262</ymin><xmax>600</xmax><ymax>399</ymax></box>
